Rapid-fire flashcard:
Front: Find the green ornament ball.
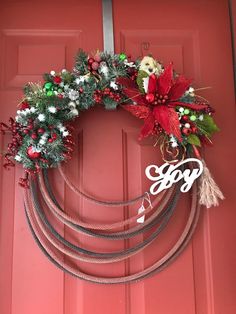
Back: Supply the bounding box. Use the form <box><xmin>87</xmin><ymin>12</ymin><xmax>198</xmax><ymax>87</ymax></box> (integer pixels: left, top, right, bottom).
<box><xmin>184</xmin><ymin>109</ymin><xmax>190</xmax><ymax>115</ymax></box>
<box><xmin>45</xmin><ymin>82</ymin><xmax>53</xmax><ymax>90</ymax></box>
<box><xmin>119</xmin><ymin>53</ymin><xmax>127</xmax><ymax>61</ymax></box>
<box><xmin>190</xmin><ymin>115</ymin><xmax>197</xmax><ymax>121</ymax></box>
<box><xmin>47</xmin><ymin>90</ymin><xmax>54</xmax><ymax>97</ymax></box>
<box><xmin>57</xmin><ymin>88</ymin><xmax>63</xmax><ymax>93</ymax></box>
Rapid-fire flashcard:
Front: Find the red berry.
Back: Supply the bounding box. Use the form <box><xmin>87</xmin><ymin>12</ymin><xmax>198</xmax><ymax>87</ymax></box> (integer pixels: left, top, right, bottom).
<box><xmin>48</xmin><ymin>125</ymin><xmax>54</xmax><ymax>130</ymax></box>
<box><xmin>28</xmin><ymin>124</ymin><xmax>33</xmax><ymax>130</ymax></box>
<box><xmin>79</xmin><ymin>87</ymin><xmax>83</xmax><ymax>93</ymax></box>
<box><xmin>20</xmin><ymin>102</ymin><xmax>30</xmax><ymax>110</ymax></box>
<box><xmin>52</xmin><ymin>133</ymin><xmax>57</xmax><ymax>140</ymax></box>
<box><xmin>37</xmin><ymin>128</ymin><xmax>45</xmax><ymax>134</ymax></box>
<box><xmin>31</xmin><ymin>133</ymin><xmax>38</xmax><ymax>140</ymax></box>
<box><xmin>23</xmin><ymin>129</ymin><xmax>29</xmax><ymax>134</ymax></box>
<box><xmin>48</xmin><ymin>138</ymin><xmax>53</xmax><ymax>143</ymax></box>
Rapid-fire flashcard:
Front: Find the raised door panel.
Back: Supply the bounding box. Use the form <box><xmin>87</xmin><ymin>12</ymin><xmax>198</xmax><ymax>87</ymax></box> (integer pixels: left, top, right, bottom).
<box><xmin>113</xmin><ymin>0</ymin><xmax>236</xmax><ymax>313</ymax></box>
<box><xmin>0</xmin><ymin>1</ymin><xmax>103</xmax><ymax>314</ymax></box>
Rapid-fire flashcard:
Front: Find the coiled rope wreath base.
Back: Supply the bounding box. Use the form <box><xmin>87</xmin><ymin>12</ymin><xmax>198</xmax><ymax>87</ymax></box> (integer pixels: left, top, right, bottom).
<box><xmin>23</xmin><ymin>168</ymin><xmax>200</xmax><ymax>284</ymax></box>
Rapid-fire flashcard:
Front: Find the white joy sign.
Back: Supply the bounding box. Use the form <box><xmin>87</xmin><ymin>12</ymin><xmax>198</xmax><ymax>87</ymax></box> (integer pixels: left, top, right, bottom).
<box><xmin>145</xmin><ymin>158</ymin><xmax>203</xmax><ymax>195</ymax></box>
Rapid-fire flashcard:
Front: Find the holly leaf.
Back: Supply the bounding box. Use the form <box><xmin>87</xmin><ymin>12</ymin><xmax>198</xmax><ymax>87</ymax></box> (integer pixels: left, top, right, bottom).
<box><xmin>136</xmin><ymin>70</ymin><xmax>149</xmax><ymax>93</ymax></box>
<box><xmin>187</xmin><ymin>134</ymin><xmax>201</xmax><ymax>146</ymax></box>
<box><xmin>196</xmin><ymin>114</ymin><xmax>219</xmax><ymax>136</ymax></box>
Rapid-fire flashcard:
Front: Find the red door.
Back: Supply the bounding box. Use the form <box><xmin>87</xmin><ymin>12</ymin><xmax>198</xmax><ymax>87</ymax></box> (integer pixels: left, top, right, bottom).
<box><xmin>0</xmin><ymin>1</ymin><xmax>235</xmax><ymax>314</ymax></box>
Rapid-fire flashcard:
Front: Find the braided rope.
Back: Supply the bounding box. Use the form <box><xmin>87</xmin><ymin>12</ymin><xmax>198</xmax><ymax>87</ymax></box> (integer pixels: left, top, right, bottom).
<box><xmin>26</xmin><ymin>185</ymin><xmax>179</xmax><ymax>263</ymax></box>
<box><xmin>58</xmin><ymin>165</ymin><xmax>147</xmax><ymax>207</ymax></box>
<box><xmin>38</xmin><ymin>170</ymin><xmax>174</xmax><ymax>231</ymax></box>
<box><xmin>24</xmin><ymin>180</ymin><xmax>200</xmax><ymax>283</ymax></box>
<box><xmin>40</xmin><ymin>171</ymin><xmax>176</xmax><ymax>238</ymax></box>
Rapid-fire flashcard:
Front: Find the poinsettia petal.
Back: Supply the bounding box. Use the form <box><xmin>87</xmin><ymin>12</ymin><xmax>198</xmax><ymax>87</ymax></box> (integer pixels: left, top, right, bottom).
<box><xmin>139</xmin><ymin>112</ymin><xmax>155</xmax><ymax>140</ymax></box>
<box><xmin>153</xmin><ymin>106</ymin><xmax>182</xmax><ymax>142</ymax></box>
<box><xmin>116</xmin><ymin>77</ymin><xmax>137</xmax><ymax>89</ymax></box>
<box><xmin>156</xmin><ymin>63</ymin><xmax>173</xmax><ymax>96</ymax></box>
<box><xmin>122</xmin><ymin>104</ymin><xmax>151</xmax><ymax>119</ymax></box>
<box><xmin>147</xmin><ymin>75</ymin><xmax>157</xmax><ymax>94</ymax></box>
<box><xmin>168</xmin><ymin>76</ymin><xmax>192</xmax><ymax>100</ymax></box>
<box><xmin>122</xmin><ymin>88</ymin><xmax>147</xmax><ymax>106</ymax></box>
<box><xmin>168</xmin><ymin>101</ymin><xmax>208</xmax><ymax>111</ymax></box>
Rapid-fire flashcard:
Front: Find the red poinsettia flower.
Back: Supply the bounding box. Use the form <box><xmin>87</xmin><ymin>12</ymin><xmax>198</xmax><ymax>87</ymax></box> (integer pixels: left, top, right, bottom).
<box><xmin>118</xmin><ymin>64</ymin><xmax>208</xmax><ymax>141</ymax></box>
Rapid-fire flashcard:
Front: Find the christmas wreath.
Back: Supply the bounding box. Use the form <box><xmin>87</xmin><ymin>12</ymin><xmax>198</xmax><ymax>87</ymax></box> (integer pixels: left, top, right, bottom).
<box><xmin>0</xmin><ymin>50</ymin><xmax>224</xmax><ymax>282</ymax></box>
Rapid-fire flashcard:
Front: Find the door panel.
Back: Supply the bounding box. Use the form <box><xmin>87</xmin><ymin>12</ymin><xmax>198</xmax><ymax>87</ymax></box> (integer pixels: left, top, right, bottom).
<box><xmin>0</xmin><ymin>1</ymin><xmax>103</xmax><ymax>314</ymax></box>
<box><xmin>0</xmin><ymin>1</ymin><xmax>235</xmax><ymax>314</ymax></box>
<box><xmin>113</xmin><ymin>0</ymin><xmax>236</xmax><ymax>313</ymax></box>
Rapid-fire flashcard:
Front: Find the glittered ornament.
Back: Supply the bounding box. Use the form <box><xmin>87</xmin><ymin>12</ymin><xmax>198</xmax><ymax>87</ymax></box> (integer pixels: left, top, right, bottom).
<box><xmin>47</xmin><ymin>91</ymin><xmax>54</xmax><ymax>97</ymax></box>
<box><xmin>44</xmin><ymin>82</ymin><xmax>53</xmax><ymax>90</ymax></box>
<box><xmin>190</xmin><ymin>115</ymin><xmax>197</xmax><ymax>121</ymax></box>
<box><xmin>91</xmin><ymin>62</ymin><xmax>99</xmax><ymax>71</ymax></box>
<box><xmin>27</xmin><ymin>146</ymin><xmax>41</xmax><ymax>159</ymax></box>
<box><xmin>94</xmin><ymin>54</ymin><xmax>101</xmax><ymax>63</ymax></box>
<box><xmin>88</xmin><ymin>57</ymin><xmax>95</xmax><ymax>65</ymax></box>
<box><xmin>182</xmin><ymin>128</ymin><xmax>191</xmax><ymax>136</ymax></box>
<box><xmin>119</xmin><ymin>53</ymin><xmax>127</xmax><ymax>61</ymax></box>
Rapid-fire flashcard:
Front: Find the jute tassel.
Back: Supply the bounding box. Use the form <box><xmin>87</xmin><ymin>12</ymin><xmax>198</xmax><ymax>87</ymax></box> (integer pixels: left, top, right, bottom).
<box><xmin>199</xmin><ymin>160</ymin><xmax>225</xmax><ymax>208</ymax></box>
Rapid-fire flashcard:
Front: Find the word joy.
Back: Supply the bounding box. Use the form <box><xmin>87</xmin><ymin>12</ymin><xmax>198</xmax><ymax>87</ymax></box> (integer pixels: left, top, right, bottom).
<box><xmin>145</xmin><ymin>158</ymin><xmax>203</xmax><ymax>195</ymax></box>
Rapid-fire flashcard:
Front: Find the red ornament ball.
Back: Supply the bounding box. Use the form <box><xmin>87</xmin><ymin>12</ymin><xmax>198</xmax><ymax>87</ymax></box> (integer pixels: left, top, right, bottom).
<box><xmin>91</xmin><ymin>61</ymin><xmax>99</xmax><ymax>71</ymax></box>
<box><xmin>181</xmin><ymin>115</ymin><xmax>189</xmax><ymax>122</ymax></box>
<box><xmin>27</xmin><ymin>146</ymin><xmax>41</xmax><ymax>159</ymax></box>
<box><xmin>145</xmin><ymin>93</ymin><xmax>155</xmax><ymax>103</ymax></box>
<box><xmin>88</xmin><ymin>57</ymin><xmax>95</xmax><ymax>65</ymax></box>
<box><xmin>53</xmin><ymin>76</ymin><xmax>62</xmax><ymax>84</ymax></box>
<box><xmin>182</xmin><ymin>128</ymin><xmax>191</xmax><ymax>136</ymax></box>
